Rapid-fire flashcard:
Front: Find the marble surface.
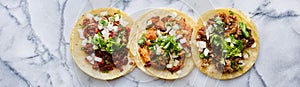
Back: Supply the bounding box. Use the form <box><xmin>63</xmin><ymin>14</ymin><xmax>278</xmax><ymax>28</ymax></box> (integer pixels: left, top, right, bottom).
<box><xmin>0</xmin><ymin>0</ymin><xmax>300</xmax><ymax>87</ymax></box>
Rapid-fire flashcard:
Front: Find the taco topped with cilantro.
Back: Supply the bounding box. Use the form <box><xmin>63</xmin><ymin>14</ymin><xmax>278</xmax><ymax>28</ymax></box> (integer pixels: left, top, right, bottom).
<box><xmin>191</xmin><ymin>8</ymin><xmax>259</xmax><ymax>80</ymax></box>
<box><xmin>70</xmin><ymin>8</ymin><xmax>135</xmax><ymax>80</ymax></box>
<box><xmin>131</xmin><ymin>8</ymin><xmax>195</xmax><ymax>79</ymax></box>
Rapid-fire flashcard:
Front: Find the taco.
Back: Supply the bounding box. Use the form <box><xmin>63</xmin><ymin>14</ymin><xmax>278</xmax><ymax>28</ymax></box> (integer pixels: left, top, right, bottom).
<box><xmin>191</xmin><ymin>8</ymin><xmax>259</xmax><ymax>80</ymax></box>
<box><xmin>70</xmin><ymin>8</ymin><xmax>135</xmax><ymax>80</ymax></box>
<box><xmin>130</xmin><ymin>8</ymin><xmax>195</xmax><ymax>79</ymax></box>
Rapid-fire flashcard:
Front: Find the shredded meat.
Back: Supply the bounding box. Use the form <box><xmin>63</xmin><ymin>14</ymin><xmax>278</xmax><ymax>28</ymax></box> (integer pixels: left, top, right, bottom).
<box><xmin>197</xmin><ymin>12</ymin><xmax>255</xmax><ymax>73</ymax></box>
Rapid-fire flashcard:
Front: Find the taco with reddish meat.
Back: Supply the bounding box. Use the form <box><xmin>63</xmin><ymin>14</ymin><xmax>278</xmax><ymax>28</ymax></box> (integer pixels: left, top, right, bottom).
<box><xmin>70</xmin><ymin>8</ymin><xmax>135</xmax><ymax>80</ymax></box>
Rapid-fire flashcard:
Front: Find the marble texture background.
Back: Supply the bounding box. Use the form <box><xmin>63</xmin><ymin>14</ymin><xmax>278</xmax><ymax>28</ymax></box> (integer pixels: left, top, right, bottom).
<box><xmin>0</xmin><ymin>0</ymin><xmax>300</xmax><ymax>87</ymax></box>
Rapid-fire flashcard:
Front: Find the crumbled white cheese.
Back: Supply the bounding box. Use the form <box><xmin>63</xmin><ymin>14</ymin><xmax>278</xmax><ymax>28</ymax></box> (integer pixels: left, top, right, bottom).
<box><xmin>243</xmin><ymin>53</ymin><xmax>249</xmax><ymax>58</ymax></box>
<box><xmin>94</xmin><ymin>56</ymin><xmax>103</xmax><ymax>62</ymax></box>
<box><xmin>166</xmin><ymin>63</ymin><xmax>173</xmax><ymax>68</ymax></box>
<box><xmin>82</xmin><ymin>39</ymin><xmax>88</xmax><ymax>46</ymax></box>
<box><xmin>86</xmin><ymin>13</ymin><xmax>93</xmax><ymax>19</ymax></box>
<box><xmin>173</xmin><ymin>24</ymin><xmax>180</xmax><ymax>30</ymax></box>
<box><xmin>100</xmin><ymin>11</ymin><xmax>107</xmax><ymax>16</ymax></box>
<box><xmin>179</xmin><ymin>38</ymin><xmax>187</xmax><ymax>44</ymax></box>
<box><xmin>176</xmin><ymin>35</ymin><xmax>183</xmax><ymax>40</ymax></box>
<box><xmin>251</xmin><ymin>43</ymin><xmax>256</xmax><ymax>48</ymax></box>
<box><xmin>171</xmin><ymin>12</ymin><xmax>177</xmax><ymax>18</ymax></box>
<box><xmin>225</xmin><ymin>37</ymin><xmax>231</xmax><ymax>42</ymax></box>
<box><xmin>197</xmin><ymin>41</ymin><xmax>206</xmax><ymax>49</ymax></box>
<box><xmin>147</xmin><ymin>20</ymin><xmax>152</xmax><ymax>25</ymax></box>
<box><xmin>203</xmin><ymin>48</ymin><xmax>209</xmax><ymax>56</ymax></box>
<box><xmin>77</xmin><ymin>29</ymin><xmax>85</xmax><ymax>39</ymax></box>
<box><xmin>120</xmin><ymin>20</ymin><xmax>128</xmax><ymax>26</ymax></box>
<box><xmin>173</xmin><ymin>60</ymin><xmax>179</xmax><ymax>66</ymax></box>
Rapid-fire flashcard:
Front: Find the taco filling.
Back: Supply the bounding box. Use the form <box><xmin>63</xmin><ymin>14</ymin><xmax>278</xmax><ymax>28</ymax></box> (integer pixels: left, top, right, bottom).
<box><xmin>78</xmin><ymin>10</ymin><xmax>131</xmax><ymax>73</ymax></box>
<box><xmin>196</xmin><ymin>11</ymin><xmax>256</xmax><ymax>73</ymax></box>
<box><xmin>137</xmin><ymin>13</ymin><xmax>192</xmax><ymax>73</ymax></box>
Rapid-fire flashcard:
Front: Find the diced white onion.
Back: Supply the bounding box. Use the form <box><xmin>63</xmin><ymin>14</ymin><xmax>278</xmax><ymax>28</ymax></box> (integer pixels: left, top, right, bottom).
<box><xmin>156</xmin><ymin>30</ymin><xmax>161</xmax><ymax>37</ymax></box>
<box><xmin>173</xmin><ymin>24</ymin><xmax>180</xmax><ymax>30</ymax></box>
<box><xmin>173</xmin><ymin>60</ymin><xmax>179</xmax><ymax>66</ymax></box>
<box><xmin>239</xmin><ymin>60</ymin><xmax>244</xmax><ymax>66</ymax></box>
<box><xmin>171</xmin><ymin>53</ymin><xmax>178</xmax><ymax>58</ymax></box>
<box><xmin>147</xmin><ymin>20</ymin><xmax>152</xmax><ymax>25</ymax></box>
<box><xmin>94</xmin><ymin>56</ymin><xmax>103</xmax><ymax>62</ymax></box>
<box><xmin>169</xmin><ymin>29</ymin><xmax>176</xmax><ymax>36</ymax></box>
<box><xmin>107</xmin><ymin>23</ymin><xmax>114</xmax><ymax>31</ymax></box>
<box><xmin>179</xmin><ymin>38</ymin><xmax>187</xmax><ymax>44</ymax></box>
<box><xmin>230</xmin><ymin>43</ymin><xmax>234</xmax><ymax>47</ymax></box>
<box><xmin>86</xmin><ymin>56</ymin><xmax>94</xmax><ymax>64</ymax></box>
<box><xmin>178</xmin><ymin>44</ymin><xmax>182</xmax><ymax>49</ymax></box>
<box><xmin>82</xmin><ymin>39</ymin><xmax>88</xmax><ymax>46</ymax></box>
<box><xmin>166</xmin><ymin>26</ymin><xmax>172</xmax><ymax>32</ymax></box>
<box><xmin>156</xmin><ymin>44</ymin><xmax>162</xmax><ymax>55</ymax></box>
<box><xmin>98</xmin><ymin>24</ymin><xmax>103</xmax><ymax>30</ymax></box>
<box><xmin>206</xmin><ymin>25</ymin><xmax>212</xmax><ymax>40</ymax></box>
<box><xmin>243</xmin><ymin>53</ymin><xmax>249</xmax><ymax>58</ymax></box>
<box><xmin>251</xmin><ymin>43</ymin><xmax>256</xmax><ymax>48</ymax></box>
<box><xmin>87</xmin><ymin>56</ymin><xmax>93</xmax><ymax>61</ymax></box>
<box><xmin>171</xmin><ymin>12</ymin><xmax>177</xmax><ymax>18</ymax></box>
<box><xmin>77</xmin><ymin>29</ymin><xmax>85</xmax><ymax>39</ymax></box>
<box><xmin>166</xmin><ymin>63</ymin><xmax>173</xmax><ymax>68</ymax></box>
<box><xmin>101</xmin><ymin>29</ymin><xmax>110</xmax><ymax>40</ymax></box>
<box><xmin>197</xmin><ymin>41</ymin><xmax>206</xmax><ymax>49</ymax></box>
<box><xmin>176</xmin><ymin>70</ymin><xmax>182</xmax><ymax>74</ymax></box>
<box><xmin>92</xmin><ymin>45</ymin><xmax>98</xmax><ymax>50</ymax></box>
<box><xmin>237</xmin><ymin>53</ymin><xmax>242</xmax><ymax>57</ymax></box>
<box><xmin>120</xmin><ymin>20</ymin><xmax>128</xmax><ymax>26</ymax></box>
<box><xmin>114</xmin><ymin>14</ymin><xmax>120</xmax><ymax>21</ymax></box>
<box><xmin>86</xmin><ymin>13</ymin><xmax>93</xmax><ymax>19</ymax></box>
<box><xmin>94</xmin><ymin>16</ymin><xmax>101</xmax><ymax>22</ymax></box>
<box><xmin>203</xmin><ymin>48</ymin><xmax>209</xmax><ymax>56</ymax></box>
<box><xmin>112</xmin><ymin>26</ymin><xmax>118</xmax><ymax>32</ymax></box>
<box><xmin>225</xmin><ymin>37</ymin><xmax>231</xmax><ymax>42</ymax></box>
<box><xmin>176</xmin><ymin>35</ymin><xmax>183</xmax><ymax>40</ymax></box>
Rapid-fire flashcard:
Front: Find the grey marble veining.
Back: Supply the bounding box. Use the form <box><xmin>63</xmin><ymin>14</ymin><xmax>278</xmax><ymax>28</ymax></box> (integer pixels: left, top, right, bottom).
<box><xmin>0</xmin><ymin>0</ymin><xmax>299</xmax><ymax>87</ymax></box>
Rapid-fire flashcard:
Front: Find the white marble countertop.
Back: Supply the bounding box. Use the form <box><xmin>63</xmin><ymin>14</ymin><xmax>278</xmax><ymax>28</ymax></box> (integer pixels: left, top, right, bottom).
<box><xmin>1</xmin><ymin>0</ymin><xmax>300</xmax><ymax>87</ymax></box>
